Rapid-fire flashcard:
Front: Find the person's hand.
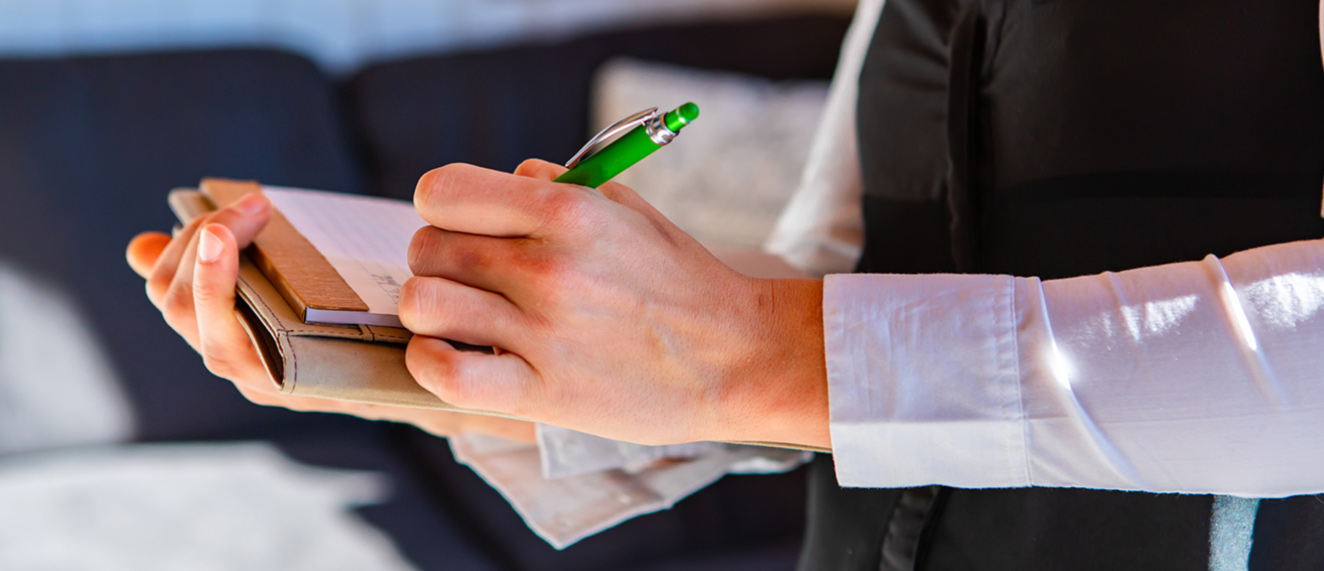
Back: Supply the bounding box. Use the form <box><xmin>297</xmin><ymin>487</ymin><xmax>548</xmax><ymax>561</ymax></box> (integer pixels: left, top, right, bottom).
<box><xmin>402</xmin><ymin>160</ymin><xmax>829</xmax><ymax>448</ymax></box>
<box><xmin>125</xmin><ymin>194</ymin><xmax>535</xmax><ymax>443</ymax></box>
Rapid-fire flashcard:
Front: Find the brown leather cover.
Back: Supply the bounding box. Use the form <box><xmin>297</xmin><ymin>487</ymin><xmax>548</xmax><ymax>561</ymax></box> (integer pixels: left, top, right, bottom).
<box><xmin>169</xmin><ymin>187</ymin><xmax>515</xmax><ymax>415</ymax></box>
<box><xmin>200</xmin><ymin>179</ymin><xmax>370</xmax><ymax>321</ymax></box>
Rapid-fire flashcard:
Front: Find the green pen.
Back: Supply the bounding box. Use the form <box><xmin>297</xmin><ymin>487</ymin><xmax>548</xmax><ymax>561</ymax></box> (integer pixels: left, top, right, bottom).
<box><xmin>553</xmin><ymin>102</ymin><xmax>700</xmax><ymax>188</ymax></box>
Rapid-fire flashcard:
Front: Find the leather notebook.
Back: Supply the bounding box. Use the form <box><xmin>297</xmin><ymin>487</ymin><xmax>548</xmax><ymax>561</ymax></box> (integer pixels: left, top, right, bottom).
<box><xmin>169</xmin><ymin>180</ymin><xmax>513</xmax><ymax>417</ymax></box>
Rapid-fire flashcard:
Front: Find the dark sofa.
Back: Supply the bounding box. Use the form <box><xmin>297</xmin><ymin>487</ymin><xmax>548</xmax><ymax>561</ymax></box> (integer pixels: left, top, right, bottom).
<box><xmin>0</xmin><ymin>14</ymin><xmax>849</xmax><ymax>570</ymax></box>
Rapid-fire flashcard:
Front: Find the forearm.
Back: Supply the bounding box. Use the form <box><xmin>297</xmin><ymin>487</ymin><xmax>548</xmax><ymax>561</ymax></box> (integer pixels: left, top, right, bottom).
<box><xmin>827</xmin><ymin>238</ymin><xmax>1324</xmax><ymax>496</ymax></box>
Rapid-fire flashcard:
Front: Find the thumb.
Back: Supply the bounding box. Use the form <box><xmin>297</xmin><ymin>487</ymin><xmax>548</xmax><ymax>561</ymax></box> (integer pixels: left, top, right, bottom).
<box><xmin>193</xmin><ymin>223</ymin><xmax>269</xmax><ymax>386</ymax></box>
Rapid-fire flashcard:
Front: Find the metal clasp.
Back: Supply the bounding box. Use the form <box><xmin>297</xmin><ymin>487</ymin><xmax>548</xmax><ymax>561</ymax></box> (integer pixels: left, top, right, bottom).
<box><xmin>564</xmin><ymin>107</ymin><xmax>658</xmax><ymax>169</ymax></box>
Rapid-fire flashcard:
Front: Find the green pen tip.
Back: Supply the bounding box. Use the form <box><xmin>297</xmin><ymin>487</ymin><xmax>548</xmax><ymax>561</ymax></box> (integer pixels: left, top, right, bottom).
<box><xmin>678</xmin><ymin>102</ymin><xmax>699</xmax><ymax>122</ymax></box>
<box><xmin>664</xmin><ymin>102</ymin><xmax>700</xmax><ymax>133</ymax></box>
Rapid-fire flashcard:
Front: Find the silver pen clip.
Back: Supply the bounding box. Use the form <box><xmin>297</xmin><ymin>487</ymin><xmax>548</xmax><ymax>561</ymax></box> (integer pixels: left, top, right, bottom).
<box><xmin>564</xmin><ymin>107</ymin><xmax>659</xmax><ymax>169</ymax></box>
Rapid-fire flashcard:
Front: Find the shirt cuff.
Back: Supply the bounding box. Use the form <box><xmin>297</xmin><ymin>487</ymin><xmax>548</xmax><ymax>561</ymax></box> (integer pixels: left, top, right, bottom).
<box><xmin>823</xmin><ymin>273</ymin><xmax>1030</xmax><ymax>489</ymax></box>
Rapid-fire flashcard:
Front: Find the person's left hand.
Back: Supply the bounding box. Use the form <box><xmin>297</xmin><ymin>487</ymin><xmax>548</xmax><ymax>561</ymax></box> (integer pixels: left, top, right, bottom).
<box><xmin>125</xmin><ymin>199</ymin><xmax>536</xmax><ymax>443</ymax></box>
<box><xmin>401</xmin><ymin>159</ymin><xmax>829</xmax><ymax>448</ymax></box>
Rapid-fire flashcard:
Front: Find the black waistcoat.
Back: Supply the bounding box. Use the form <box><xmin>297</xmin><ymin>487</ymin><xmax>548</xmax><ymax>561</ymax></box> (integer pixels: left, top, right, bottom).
<box><xmin>798</xmin><ymin>0</ymin><xmax>1324</xmax><ymax>569</ymax></box>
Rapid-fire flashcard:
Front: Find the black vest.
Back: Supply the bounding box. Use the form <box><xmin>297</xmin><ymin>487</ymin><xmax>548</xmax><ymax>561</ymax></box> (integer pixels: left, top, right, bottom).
<box><xmin>799</xmin><ymin>0</ymin><xmax>1324</xmax><ymax>569</ymax></box>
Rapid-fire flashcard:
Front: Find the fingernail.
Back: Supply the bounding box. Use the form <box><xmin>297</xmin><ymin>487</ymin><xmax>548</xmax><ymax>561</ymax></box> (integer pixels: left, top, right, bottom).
<box><xmin>235</xmin><ymin>193</ymin><xmax>268</xmax><ymax>216</ymax></box>
<box><xmin>198</xmin><ymin>226</ymin><xmax>223</xmax><ymax>263</ymax></box>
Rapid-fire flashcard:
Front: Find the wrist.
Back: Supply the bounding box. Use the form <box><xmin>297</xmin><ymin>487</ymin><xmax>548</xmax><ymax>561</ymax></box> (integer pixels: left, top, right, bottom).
<box><xmin>717</xmin><ymin>277</ymin><xmax>830</xmax><ymax>449</ymax></box>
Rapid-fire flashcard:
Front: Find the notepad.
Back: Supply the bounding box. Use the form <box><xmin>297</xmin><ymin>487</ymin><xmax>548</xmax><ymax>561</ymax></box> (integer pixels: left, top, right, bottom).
<box><xmin>261</xmin><ymin>187</ymin><xmax>424</xmax><ymax>327</ymax></box>
<box><xmin>199</xmin><ymin>179</ymin><xmax>423</xmax><ymax>328</ymax></box>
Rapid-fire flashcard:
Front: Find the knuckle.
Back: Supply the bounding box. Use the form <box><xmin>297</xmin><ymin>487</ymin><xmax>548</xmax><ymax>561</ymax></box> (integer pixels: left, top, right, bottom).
<box><xmin>524</xmin><ymin>250</ymin><xmax>568</xmax><ymax>285</ymax></box>
<box><xmin>544</xmin><ymin>189</ymin><xmax>595</xmax><ymax>228</ymax></box>
<box><xmin>407</xmin><ymin>343</ymin><xmax>468</xmax><ymax>405</ymax></box>
<box><xmin>428</xmin><ymin>363</ymin><xmax>469</xmax><ymax>405</ymax></box>
<box><xmin>521</xmin><ymin>252</ymin><xmax>576</xmax><ymax>305</ymax></box>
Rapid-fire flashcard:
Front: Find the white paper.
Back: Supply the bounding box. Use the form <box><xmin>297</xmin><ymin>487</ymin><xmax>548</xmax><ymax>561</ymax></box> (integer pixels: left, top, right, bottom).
<box><xmin>264</xmin><ymin>186</ymin><xmax>425</xmax><ymax>327</ymax></box>
<box><xmin>449</xmin><ymin>434</ymin><xmax>810</xmax><ymax>549</ymax></box>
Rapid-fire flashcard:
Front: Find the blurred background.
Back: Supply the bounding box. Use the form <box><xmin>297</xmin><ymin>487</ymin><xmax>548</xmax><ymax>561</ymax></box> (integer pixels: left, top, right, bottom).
<box><xmin>0</xmin><ymin>0</ymin><xmax>852</xmax><ymax>568</ymax></box>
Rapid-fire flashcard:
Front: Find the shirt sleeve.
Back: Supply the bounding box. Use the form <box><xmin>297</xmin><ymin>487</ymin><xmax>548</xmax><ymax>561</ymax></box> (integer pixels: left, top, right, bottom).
<box><xmin>825</xmin><ymin>238</ymin><xmax>1324</xmax><ymax>497</ymax></box>
<box><xmin>763</xmin><ymin>0</ymin><xmax>883</xmax><ymax>277</ymax></box>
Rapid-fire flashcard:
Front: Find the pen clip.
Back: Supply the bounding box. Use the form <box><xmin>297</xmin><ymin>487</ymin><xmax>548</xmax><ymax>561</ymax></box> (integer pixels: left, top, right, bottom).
<box><xmin>564</xmin><ymin>107</ymin><xmax>659</xmax><ymax>169</ymax></box>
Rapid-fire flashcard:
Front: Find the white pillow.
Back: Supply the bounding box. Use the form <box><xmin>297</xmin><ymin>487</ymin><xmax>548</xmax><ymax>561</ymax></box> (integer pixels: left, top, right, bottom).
<box><xmin>591</xmin><ymin>58</ymin><xmax>829</xmax><ymax>249</ymax></box>
<box><xmin>0</xmin><ymin>262</ymin><xmax>133</xmax><ymax>455</ymax></box>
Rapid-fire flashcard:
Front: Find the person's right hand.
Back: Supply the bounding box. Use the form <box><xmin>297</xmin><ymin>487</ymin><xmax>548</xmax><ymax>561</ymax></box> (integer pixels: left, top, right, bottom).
<box><xmin>125</xmin><ymin>193</ymin><xmax>536</xmax><ymax>443</ymax></box>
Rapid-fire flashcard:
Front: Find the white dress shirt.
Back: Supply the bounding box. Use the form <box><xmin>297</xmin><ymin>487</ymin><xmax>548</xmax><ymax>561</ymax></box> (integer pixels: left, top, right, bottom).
<box><xmin>473</xmin><ymin>0</ymin><xmax>1324</xmax><ymax>547</ymax></box>
<box><xmin>769</xmin><ymin>0</ymin><xmax>1324</xmax><ymax>496</ymax></box>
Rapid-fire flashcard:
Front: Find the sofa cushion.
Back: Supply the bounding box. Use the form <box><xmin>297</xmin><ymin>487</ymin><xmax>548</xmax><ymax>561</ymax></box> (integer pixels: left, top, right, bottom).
<box><xmin>0</xmin><ymin>49</ymin><xmax>363</xmax><ymax>440</ymax></box>
<box><xmin>345</xmin><ymin>14</ymin><xmax>850</xmax><ymax>200</ymax></box>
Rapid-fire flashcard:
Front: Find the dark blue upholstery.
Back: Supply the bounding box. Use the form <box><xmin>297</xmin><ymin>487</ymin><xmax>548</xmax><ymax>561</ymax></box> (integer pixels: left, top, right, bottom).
<box><xmin>345</xmin><ymin>15</ymin><xmax>851</xmax><ymax>200</ymax></box>
<box><xmin>0</xmin><ymin>49</ymin><xmax>362</xmax><ymax>440</ymax></box>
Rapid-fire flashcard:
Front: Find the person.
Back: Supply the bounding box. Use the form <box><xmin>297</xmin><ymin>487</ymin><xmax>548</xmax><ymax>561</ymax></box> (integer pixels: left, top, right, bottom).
<box><xmin>127</xmin><ymin>0</ymin><xmax>1324</xmax><ymax>568</ymax></box>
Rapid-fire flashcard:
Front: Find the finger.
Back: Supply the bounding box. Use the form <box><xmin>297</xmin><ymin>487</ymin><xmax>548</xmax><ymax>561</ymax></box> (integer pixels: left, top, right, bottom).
<box><xmin>235</xmin><ymin>386</ymin><xmax>360</xmax><ymax>415</ymax></box>
<box><xmin>147</xmin><ymin>193</ymin><xmax>271</xmax><ymax>307</ymax></box>
<box><xmin>193</xmin><ymin>223</ymin><xmax>270</xmax><ymax>389</ymax></box>
<box><xmin>162</xmin><ymin>194</ymin><xmax>273</xmax><ymax>333</ymax></box>
<box><xmin>127</xmin><ymin>232</ymin><xmax>172</xmax><ymax>278</ymax></box>
<box><xmin>160</xmin><ymin>227</ymin><xmax>205</xmax><ymax>347</ymax></box>
<box><xmin>513</xmin><ymin>158</ymin><xmax>567</xmax><ymax>181</ymax></box>
<box><xmin>236</xmin><ymin>383</ymin><xmax>536</xmax><ymax>443</ymax></box>
<box><xmin>147</xmin><ymin>217</ymin><xmax>204</xmax><ymax>307</ymax></box>
<box><xmin>408</xmin><ymin>226</ymin><xmax>539</xmax><ymax>294</ymax></box>
<box><xmin>415</xmin><ymin>163</ymin><xmax>593</xmax><ymax>238</ymax></box>
<box><xmin>239</xmin><ymin>383</ymin><xmax>415</xmax><ymax>424</ymax></box>
<box><xmin>398</xmin><ymin>276</ymin><xmax>530</xmax><ymax>349</ymax></box>
<box><xmin>406</xmin><ymin>336</ymin><xmax>542</xmax><ymax>416</ymax></box>
<box><xmin>208</xmin><ymin>192</ymin><xmax>273</xmax><ymax>248</ymax></box>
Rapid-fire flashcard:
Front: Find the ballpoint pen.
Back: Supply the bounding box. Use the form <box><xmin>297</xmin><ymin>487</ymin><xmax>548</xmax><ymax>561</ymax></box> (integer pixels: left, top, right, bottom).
<box><xmin>553</xmin><ymin>102</ymin><xmax>699</xmax><ymax>188</ymax></box>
